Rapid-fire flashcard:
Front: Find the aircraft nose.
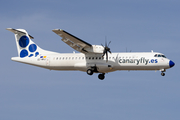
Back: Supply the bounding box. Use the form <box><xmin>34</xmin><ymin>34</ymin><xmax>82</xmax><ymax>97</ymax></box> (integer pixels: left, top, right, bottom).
<box><xmin>169</xmin><ymin>60</ymin><xmax>175</xmax><ymax>68</ymax></box>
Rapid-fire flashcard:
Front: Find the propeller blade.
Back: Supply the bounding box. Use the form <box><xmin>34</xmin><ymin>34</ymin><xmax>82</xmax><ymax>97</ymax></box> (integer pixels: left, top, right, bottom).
<box><xmin>105</xmin><ymin>40</ymin><xmax>107</xmax><ymax>47</ymax></box>
<box><xmin>106</xmin><ymin>51</ymin><xmax>108</xmax><ymax>62</ymax></box>
<box><xmin>101</xmin><ymin>40</ymin><xmax>112</xmax><ymax>62</ymax></box>
<box><xmin>101</xmin><ymin>44</ymin><xmax>104</xmax><ymax>48</ymax></box>
<box><xmin>108</xmin><ymin>41</ymin><xmax>111</xmax><ymax>47</ymax></box>
<box><xmin>102</xmin><ymin>50</ymin><xmax>106</xmax><ymax>57</ymax></box>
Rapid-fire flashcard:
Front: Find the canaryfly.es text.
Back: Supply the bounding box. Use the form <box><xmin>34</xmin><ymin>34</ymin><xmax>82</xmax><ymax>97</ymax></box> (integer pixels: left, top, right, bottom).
<box><xmin>119</xmin><ymin>57</ymin><xmax>158</xmax><ymax>65</ymax></box>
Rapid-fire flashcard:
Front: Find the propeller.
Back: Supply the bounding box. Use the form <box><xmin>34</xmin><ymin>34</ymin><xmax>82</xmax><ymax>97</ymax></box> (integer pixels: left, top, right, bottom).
<box><xmin>101</xmin><ymin>40</ymin><xmax>111</xmax><ymax>62</ymax></box>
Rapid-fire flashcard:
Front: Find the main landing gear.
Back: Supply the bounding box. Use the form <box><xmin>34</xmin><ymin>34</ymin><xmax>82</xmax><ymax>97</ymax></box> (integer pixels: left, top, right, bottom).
<box><xmin>87</xmin><ymin>69</ymin><xmax>93</xmax><ymax>75</ymax></box>
<box><xmin>86</xmin><ymin>69</ymin><xmax>105</xmax><ymax>80</ymax></box>
<box><xmin>98</xmin><ymin>73</ymin><xmax>105</xmax><ymax>80</ymax></box>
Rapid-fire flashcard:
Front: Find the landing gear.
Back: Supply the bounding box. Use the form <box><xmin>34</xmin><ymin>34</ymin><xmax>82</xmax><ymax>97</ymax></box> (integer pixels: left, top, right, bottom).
<box><xmin>98</xmin><ymin>73</ymin><xmax>105</xmax><ymax>80</ymax></box>
<box><xmin>87</xmin><ymin>69</ymin><xmax>93</xmax><ymax>75</ymax></box>
<box><xmin>161</xmin><ymin>72</ymin><xmax>165</xmax><ymax>76</ymax></box>
<box><xmin>160</xmin><ymin>69</ymin><xmax>166</xmax><ymax>76</ymax></box>
<box><xmin>87</xmin><ymin>65</ymin><xmax>99</xmax><ymax>76</ymax></box>
<box><xmin>86</xmin><ymin>66</ymin><xmax>105</xmax><ymax>80</ymax></box>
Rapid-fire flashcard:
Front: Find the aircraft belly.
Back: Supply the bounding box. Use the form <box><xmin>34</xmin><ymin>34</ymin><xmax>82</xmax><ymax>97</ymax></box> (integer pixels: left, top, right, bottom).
<box><xmin>49</xmin><ymin>60</ymin><xmax>76</xmax><ymax>70</ymax></box>
<box><xmin>114</xmin><ymin>63</ymin><xmax>169</xmax><ymax>71</ymax></box>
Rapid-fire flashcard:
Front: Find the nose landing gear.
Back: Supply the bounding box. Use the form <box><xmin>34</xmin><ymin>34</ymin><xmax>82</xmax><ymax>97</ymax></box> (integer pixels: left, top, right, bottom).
<box><xmin>160</xmin><ymin>69</ymin><xmax>166</xmax><ymax>76</ymax></box>
<box><xmin>161</xmin><ymin>72</ymin><xmax>165</xmax><ymax>76</ymax></box>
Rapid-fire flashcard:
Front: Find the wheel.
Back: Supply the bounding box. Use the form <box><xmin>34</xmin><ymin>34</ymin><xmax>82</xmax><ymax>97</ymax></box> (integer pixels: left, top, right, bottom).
<box><xmin>161</xmin><ymin>72</ymin><xmax>165</xmax><ymax>76</ymax></box>
<box><xmin>98</xmin><ymin>74</ymin><xmax>105</xmax><ymax>80</ymax></box>
<box><xmin>87</xmin><ymin>69</ymin><xmax>93</xmax><ymax>75</ymax></box>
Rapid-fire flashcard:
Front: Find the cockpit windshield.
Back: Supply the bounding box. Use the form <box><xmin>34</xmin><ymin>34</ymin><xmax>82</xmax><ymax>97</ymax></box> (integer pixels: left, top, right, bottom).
<box><xmin>161</xmin><ymin>55</ymin><xmax>166</xmax><ymax>58</ymax></box>
<box><xmin>154</xmin><ymin>54</ymin><xmax>166</xmax><ymax>58</ymax></box>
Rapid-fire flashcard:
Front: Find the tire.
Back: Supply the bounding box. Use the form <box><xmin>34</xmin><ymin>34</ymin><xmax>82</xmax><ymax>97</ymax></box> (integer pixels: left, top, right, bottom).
<box><xmin>87</xmin><ymin>69</ymin><xmax>93</xmax><ymax>75</ymax></box>
<box><xmin>161</xmin><ymin>72</ymin><xmax>165</xmax><ymax>76</ymax></box>
<box><xmin>98</xmin><ymin>74</ymin><xmax>105</xmax><ymax>80</ymax></box>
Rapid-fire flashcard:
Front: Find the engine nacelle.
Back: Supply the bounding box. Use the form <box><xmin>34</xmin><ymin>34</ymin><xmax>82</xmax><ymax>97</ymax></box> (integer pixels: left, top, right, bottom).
<box><xmin>84</xmin><ymin>45</ymin><xmax>104</xmax><ymax>54</ymax></box>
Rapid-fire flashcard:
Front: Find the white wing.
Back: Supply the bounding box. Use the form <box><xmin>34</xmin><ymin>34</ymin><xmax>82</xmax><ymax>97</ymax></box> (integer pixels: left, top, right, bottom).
<box><xmin>52</xmin><ymin>29</ymin><xmax>93</xmax><ymax>54</ymax></box>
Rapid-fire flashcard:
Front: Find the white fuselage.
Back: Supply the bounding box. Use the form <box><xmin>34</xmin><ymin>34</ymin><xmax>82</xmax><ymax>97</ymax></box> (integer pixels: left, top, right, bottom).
<box><xmin>11</xmin><ymin>52</ymin><xmax>171</xmax><ymax>73</ymax></box>
<box><xmin>7</xmin><ymin>28</ymin><xmax>175</xmax><ymax>80</ymax></box>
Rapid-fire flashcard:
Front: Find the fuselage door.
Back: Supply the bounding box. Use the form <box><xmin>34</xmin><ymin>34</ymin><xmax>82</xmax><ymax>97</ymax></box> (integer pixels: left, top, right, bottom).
<box><xmin>46</xmin><ymin>57</ymin><xmax>50</xmax><ymax>66</ymax></box>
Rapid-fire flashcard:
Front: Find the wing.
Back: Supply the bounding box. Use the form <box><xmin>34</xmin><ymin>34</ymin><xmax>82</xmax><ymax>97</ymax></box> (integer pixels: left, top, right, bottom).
<box><xmin>52</xmin><ymin>29</ymin><xmax>92</xmax><ymax>53</ymax></box>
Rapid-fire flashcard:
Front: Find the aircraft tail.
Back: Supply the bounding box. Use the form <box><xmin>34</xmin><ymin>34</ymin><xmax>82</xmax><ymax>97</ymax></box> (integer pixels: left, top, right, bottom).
<box><xmin>7</xmin><ymin>28</ymin><xmax>46</xmax><ymax>58</ymax></box>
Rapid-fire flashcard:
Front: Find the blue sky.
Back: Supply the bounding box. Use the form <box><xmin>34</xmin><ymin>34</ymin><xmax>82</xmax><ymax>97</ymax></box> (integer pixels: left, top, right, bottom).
<box><xmin>0</xmin><ymin>0</ymin><xmax>180</xmax><ymax>120</ymax></box>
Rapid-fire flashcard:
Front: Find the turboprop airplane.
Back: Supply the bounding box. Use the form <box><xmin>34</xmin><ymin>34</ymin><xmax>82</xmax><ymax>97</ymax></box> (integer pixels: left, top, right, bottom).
<box><xmin>7</xmin><ymin>28</ymin><xmax>175</xmax><ymax>80</ymax></box>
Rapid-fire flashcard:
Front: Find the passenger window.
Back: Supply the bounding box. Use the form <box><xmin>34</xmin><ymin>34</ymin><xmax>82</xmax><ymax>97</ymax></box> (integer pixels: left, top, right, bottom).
<box><xmin>92</xmin><ymin>57</ymin><xmax>94</xmax><ymax>60</ymax></box>
<box><xmin>89</xmin><ymin>57</ymin><xmax>91</xmax><ymax>60</ymax></box>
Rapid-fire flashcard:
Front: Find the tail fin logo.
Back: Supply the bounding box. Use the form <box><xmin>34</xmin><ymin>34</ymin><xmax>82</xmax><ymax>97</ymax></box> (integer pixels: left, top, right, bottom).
<box><xmin>19</xmin><ymin>35</ymin><xmax>39</xmax><ymax>58</ymax></box>
<box><xmin>19</xmin><ymin>36</ymin><xmax>29</xmax><ymax>48</ymax></box>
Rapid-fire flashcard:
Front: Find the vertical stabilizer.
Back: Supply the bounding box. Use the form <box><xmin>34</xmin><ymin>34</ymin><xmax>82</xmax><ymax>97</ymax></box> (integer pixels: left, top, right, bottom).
<box><xmin>7</xmin><ymin>28</ymin><xmax>45</xmax><ymax>58</ymax></box>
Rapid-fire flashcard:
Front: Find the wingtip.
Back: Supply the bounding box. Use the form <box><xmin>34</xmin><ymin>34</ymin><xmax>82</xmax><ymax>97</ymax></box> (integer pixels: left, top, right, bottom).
<box><xmin>52</xmin><ymin>29</ymin><xmax>63</xmax><ymax>32</ymax></box>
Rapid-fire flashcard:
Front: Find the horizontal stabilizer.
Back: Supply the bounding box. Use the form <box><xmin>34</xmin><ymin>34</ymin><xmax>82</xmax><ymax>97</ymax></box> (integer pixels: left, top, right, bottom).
<box><xmin>6</xmin><ymin>28</ymin><xmax>34</xmax><ymax>39</ymax></box>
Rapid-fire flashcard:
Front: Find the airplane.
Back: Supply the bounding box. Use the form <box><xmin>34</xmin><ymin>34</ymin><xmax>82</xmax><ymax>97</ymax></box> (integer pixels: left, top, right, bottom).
<box><xmin>7</xmin><ymin>28</ymin><xmax>175</xmax><ymax>80</ymax></box>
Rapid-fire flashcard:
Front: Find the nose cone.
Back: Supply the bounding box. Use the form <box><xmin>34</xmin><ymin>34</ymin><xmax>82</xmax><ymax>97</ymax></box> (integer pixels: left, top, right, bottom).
<box><xmin>169</xmin><ymin>60</ymin><xmax>175</xmax><ymax>68</ymax></box>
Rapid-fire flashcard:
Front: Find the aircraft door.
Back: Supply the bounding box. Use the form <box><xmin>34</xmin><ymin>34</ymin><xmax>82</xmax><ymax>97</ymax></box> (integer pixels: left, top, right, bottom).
<box><xmin>46</xmin><ymin>57</ymin><xmax>50</xmax><ymax>66</ymax></box>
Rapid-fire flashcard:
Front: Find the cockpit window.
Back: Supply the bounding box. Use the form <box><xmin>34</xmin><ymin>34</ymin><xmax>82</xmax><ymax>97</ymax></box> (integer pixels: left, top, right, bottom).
<box><xmin>161</xmin><ymin>55</ymin><xmax>166</xmax><ymax>58</ymax></box>
<box><xmin>158</xmin><ymin>54</ymin><xmax>161</xmax><ymax>57</ymax></box>
<box><xmin>154</xmin><ymin>54</ymin><xmax>166</xmax><ymax>58</ymax></box>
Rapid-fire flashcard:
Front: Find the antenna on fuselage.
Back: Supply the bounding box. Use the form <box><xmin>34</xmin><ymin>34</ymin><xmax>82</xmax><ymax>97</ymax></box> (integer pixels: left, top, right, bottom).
<box><xmin>126</xmin><ymin>47</ymin><xmax>132</xmax><ymax>52</ymax></box>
